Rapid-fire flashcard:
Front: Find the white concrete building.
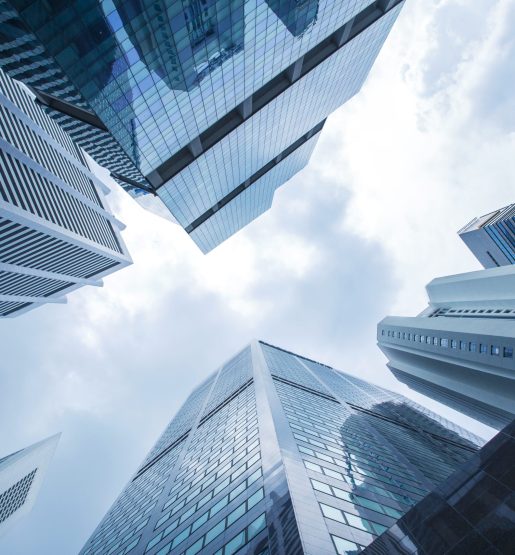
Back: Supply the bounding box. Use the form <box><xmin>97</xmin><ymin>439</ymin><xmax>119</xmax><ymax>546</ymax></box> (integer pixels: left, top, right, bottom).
<box><xmin>378</xmin><ymin>266</ymin><xmax>515</xmax><ymax>429</ymax></box>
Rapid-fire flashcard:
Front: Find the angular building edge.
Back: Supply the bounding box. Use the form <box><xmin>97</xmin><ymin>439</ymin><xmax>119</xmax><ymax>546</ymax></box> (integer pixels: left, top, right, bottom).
<box><xmin>377</xmin><ymin>265</ymin><xmax>515</xmax><ymax>430</ymax></box>
<box><xmin>0</xmin><ymin>433</ymin><xmax>60</xmax><ymax>537</ymax></box>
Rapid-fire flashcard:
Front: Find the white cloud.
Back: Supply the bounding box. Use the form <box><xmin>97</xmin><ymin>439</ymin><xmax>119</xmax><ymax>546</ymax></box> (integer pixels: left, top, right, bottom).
<box><xmin>0</xmin><ymin>2</ymin><xmax>512</xmax><ymax>553</ymax></box>
<box><xmin>317</xmin><ymin>0</ymin><xmax>515</xmax><ymax>315</ymax></box>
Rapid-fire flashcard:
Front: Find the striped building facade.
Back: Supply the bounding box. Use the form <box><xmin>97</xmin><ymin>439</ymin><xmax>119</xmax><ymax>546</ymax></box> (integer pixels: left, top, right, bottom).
<box><xmin>0</xmin><ymin>68</ymin><xmax>131</xmax><ymax>318</ymax></box>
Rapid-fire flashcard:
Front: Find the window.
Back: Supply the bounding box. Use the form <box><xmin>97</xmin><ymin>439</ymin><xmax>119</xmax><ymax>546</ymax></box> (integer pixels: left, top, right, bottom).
<box><xmin>451</xmin><ymin>339</ymin><xmax>457</xmax><ymax>349</ymax></box>
<box><xmin>247</xmin><ymin>488</ymin><xmax>264</xmax><ymax>509</ymax></box>
<box><xmin>426</xmin><ymin>336</ymin><xmax>431</xmax><ymax>344</ymax></box>
<box><xmin>460</xmin><ymin>341</ymin><xmax>467</xmax><ymax>350</ymax></box>
<box><xmin>491</xmin><ymin>345</ymin><xmax>500</xmax><ymax>356</ymax></box>
<box><xmin>311</xmin><ymin>479</ymin><xmax>332</xmax><ymax>494</ymax></box>
<box><xmin>332</xmin><ymin>535</ymin><xmax>363</xmax><ymax>555</ymax></box>
<box><xmin>503</xmin><ymin>347</ymin><xmax>513</xmax><ymax>358</ymax></box>
<box><xmin>480</xmin><ymin>344</ymin><xmax>487</xmax><ymax>354</ymax></box>
<box><xmin>420</xmin><ymin>335</ymin><xmax>425</xmax><ymax>343</ymax></box>
<box><xmin>227</xmin><ymin>503</ymin><xmax>246</xmax><ymax>526</ymax></box>
<box><xmin>469</xmin><ymin>341</ymin><xmax>477</xmax><ymax>353</ymax></box>
<box><xmin>320</xmin><ymin>503</ymin><xmax>345</xmax><ymax>523</ymax></box>
<box><xmin>433</xmin><ymin>337</ymin><xmax>438</xmax><ymax>346</ymax></box>
<box><xmin>171</xmin><ymin>528</ymin><xmax>189</xmax><ymax>548</ymax></box>
<box><xmin>440</xmin><ymin>338</ymin><xmax>448</xmax><ymax>348</ymax></box>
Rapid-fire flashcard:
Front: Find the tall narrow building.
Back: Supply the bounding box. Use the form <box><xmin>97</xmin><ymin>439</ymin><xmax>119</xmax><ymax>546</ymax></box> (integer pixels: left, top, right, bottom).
<box><xmin>0</xmin><ymin>68</ymin><xmax>131</xmax><ymax>318</ymax></box>
<box><xmin>0</xmin><ymin>1</ymin><xmax>405</xmax><ymax>252</ymax></box>
<box><xmin>80</xmin><ymin>341</ymin><xmax>481</xmax><ymax>555</ymax></box>
<box><xmin>378</xmin><ymin>266</ymin><xmax>515</xmax><ymax>430</ymax></box>
<box><xmin>0</xmin><ymin>434</ymin><xmax>60</xmax><ymax>537</ymax></box>
<box><xmin>459</xmin><ymin>203</ymin><xmax>515</xmax><ymax>268</ymax></box>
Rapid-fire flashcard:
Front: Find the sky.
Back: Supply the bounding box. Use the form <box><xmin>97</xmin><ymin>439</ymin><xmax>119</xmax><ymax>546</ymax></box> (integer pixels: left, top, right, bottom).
<box><xmin>0</xmin><ymin>0</ymin><xmax>514</xmax><ymax>553</ymax></box>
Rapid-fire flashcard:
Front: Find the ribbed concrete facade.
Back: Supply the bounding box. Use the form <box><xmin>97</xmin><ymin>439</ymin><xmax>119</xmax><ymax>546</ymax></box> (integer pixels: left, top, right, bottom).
<box><xmin>0</xmin><ymin>68</ymin><xmax>131</xmax><ymax>317</ymax></box>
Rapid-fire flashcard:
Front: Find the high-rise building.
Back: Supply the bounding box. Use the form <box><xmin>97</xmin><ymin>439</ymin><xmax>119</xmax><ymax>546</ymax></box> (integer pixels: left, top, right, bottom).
<box><xmin>0</xmin><ymin>434</ymin><xmax>59</xmax><ymax>537</ymax></box>
<box><xmin>80</xmin><ymin>341</ymin><xmax>482</xmax><ymax>555</ymax></box>
<box><xmin>363</xmin><ymin>418</ymin><xmax>515</xmax><ymax>554</ymax></box>
<box><xmin>378</xmin><ymin>265</ymin><xmax>515</xmax><ymax>430</ymax></box>
<box><xmin>459</xmin><ymin>203</ymin><xmax>515</xmax><ymax>268</ymax></box>
<box><xmin>0</xmin><ymin>1</ymin><xmax>405</xmax><ymax>252</ymax></box>
<box><xmin>0</xmin><ymin>67</ymin><xmax>132</xmax><ymax>318</ymax></box>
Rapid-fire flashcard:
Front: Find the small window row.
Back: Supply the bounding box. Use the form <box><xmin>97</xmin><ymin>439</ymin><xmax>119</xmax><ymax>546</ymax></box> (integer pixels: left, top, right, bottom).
<box><xmin>332</xmin><ymin>534</ymin><xmax>365</xmax><ymax>555</ymax></box>
<box><xmin>155</xmin><ymin>509</ymin><xmax>267</xmax><ymax>555</ymax></box>
<box><xmin>382</xmin><ymin>329</ymin><xmax>513</xmax><ymax>358</ymax></box>
<box><xmin>298</xmin><ymin>445</ymin><xmax>426</xmax><ymax>497</ymax></box>
<box><xmin>304</xmin><ymin>460</ymin><xmax>415</xmax><ymax>507</ymax></box>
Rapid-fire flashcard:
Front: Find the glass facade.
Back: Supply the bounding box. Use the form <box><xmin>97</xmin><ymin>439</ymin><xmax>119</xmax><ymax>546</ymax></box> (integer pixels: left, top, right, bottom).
<box><xmin>459</xmin><ymin>203</ymin><xmax>515</xmax><ymax>268</ymax></box>
<box><xmin>0</xmin><ymin>1</ymin><xmax>405</xmax><ymax>252</ymax></box>
<box><xmin>80</xmin><ymin>341</ymin><xmax>482</xmax><ymax>555</ymax></box>
<box><xmin>363</xmin><ymin>418</ymin><xmax>515</xmax><ymax>554</ymax></box>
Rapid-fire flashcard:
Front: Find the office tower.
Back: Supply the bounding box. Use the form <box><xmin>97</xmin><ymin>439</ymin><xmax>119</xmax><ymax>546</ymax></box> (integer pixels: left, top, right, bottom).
<box><xmin>80</xmin><ymin>341</ymin><xmax>481</xmax><ymax>555</ymax></box>
<box><xmin>0</xmin><ymin>68</ymin><xmax>131</xmax><ymax>318</ymax></box>
<box><xmin>0</xmin><ymin>434</ymin><xmax>59</xmax><ymax>537</ymax></box>
<box><xmin>459</xmin><ymin>203</ymin><xmax>515</xmax><ymax>268</ymax></box>
<box><xmin>378</xmin><ymin>265</ymin><xmax>515</xmax><ymax>430</ymax></box>
<box><xmin>0</xmin><ymin>1</ymin><xmax>405</xmax><ymax>252</ymax></box>
<box><xmin>363</xmin><ymin>418</ymin><xmax>515</xmax><ymax>554</ymax></box>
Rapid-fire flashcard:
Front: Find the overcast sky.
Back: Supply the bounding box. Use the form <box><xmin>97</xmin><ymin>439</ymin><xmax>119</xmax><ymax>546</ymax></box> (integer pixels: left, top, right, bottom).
<box><xmin>1</xmin><ymin>1</ymin><xmax>514</xmax><ymax>553</ymax></box>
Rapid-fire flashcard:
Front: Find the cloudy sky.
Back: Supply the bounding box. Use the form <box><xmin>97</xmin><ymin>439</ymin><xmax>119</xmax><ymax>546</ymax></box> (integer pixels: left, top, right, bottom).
<box><xmin>1</xmin><ymin>0</ymin><xmax>514</xmax><ymax>553</ymax></box>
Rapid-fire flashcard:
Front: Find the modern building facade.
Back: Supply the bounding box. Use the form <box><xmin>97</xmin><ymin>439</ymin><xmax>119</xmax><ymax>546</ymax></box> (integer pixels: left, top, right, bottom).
<box><xmin>80</xmin><ymin>341</ymin><xmax>482</xmax><ymax>555</ymax></box>
<box><xmin>459</xmin><ymin>203</ymin><xmax>515</xmax><ymax>268</ymax></box>
<box><xmin>363</xmin><ymin>418</ymin><xmax>515</xmax><ymax>554</ymax></box>
<box><xmin>0</xmin><ymin>1</ymin><xmax>406</xmax><ymax>252</ymax></box>
<box><xmin>378</xmin><ymin>265</ymin><xmax>515</xmax><ymax>430</ymax></box>
<box><xmin>0</xmin><ymin>67</ymin><xmax>131</xmax><ymax>318</ymax></box>
<box><xmin>0</xmin><ymin>434</ymin><xmax>59</xmax><ymax>537</ymax></box>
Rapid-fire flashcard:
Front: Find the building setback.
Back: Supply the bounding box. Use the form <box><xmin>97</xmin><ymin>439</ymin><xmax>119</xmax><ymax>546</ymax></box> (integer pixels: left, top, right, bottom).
<box><xmin>80</xmin><ymin>341</ymin><xmax>481</xmax><ymax>555</ymax></box>
<box><xmin>459</xmin><ymin>203</ymin><xmax>515</xmax><ymax>268</ymax></box>
<box><xmin>0</xmin><ymin>434</ymin><xmax>60</xmax><ymax>537</ymax></box>
<box><xmin>363</xmin><ymin>418</ymin><xmax>515</xmax><ymax>554</ymax></box>
<box><xmin>0</xmin><ymin>68</ymin><xmax>131</xmax><ymax>318</ymax></box>
<box><xmin>0</xmin><ymin>1</ymin><xmax>405</xmax><ymax>252</ymax></box>
<box><xmin>378</xmin><ymin>266</ymin><xmax>515</xmax><ymax>430</ymax></box>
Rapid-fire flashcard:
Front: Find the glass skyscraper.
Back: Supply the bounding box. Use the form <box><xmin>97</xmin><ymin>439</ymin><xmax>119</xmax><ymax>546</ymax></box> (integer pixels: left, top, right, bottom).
<box><xmin>0</xmin><ymin>1</ymin><xmax>405</xmax><ymax>252</ymax></box>
<box><xmin>0</xmin><ymin>66</ymin><xmax>132</xmax><ymax>318</ymax></box>
<box><xmin>80</xmin><ymin>341</ymin><xmax>482</xmax><ymax>555</ymax></box>
<box><xmin>459</xmin><ymin>203</ymin><xmax>515</xmax><ymax>268</ymax></box>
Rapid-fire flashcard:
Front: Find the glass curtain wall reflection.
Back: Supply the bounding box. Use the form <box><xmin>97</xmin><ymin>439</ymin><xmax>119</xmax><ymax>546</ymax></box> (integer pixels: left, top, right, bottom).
<box><xmin>80</xmin><ymin>341</ymin><xmax>482</xmax><ymax>555</ymax></box>
<box><xmin>0</xmin><ymin>1</ymin><xmax>405</xmax><ymax>251</ymax></box>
